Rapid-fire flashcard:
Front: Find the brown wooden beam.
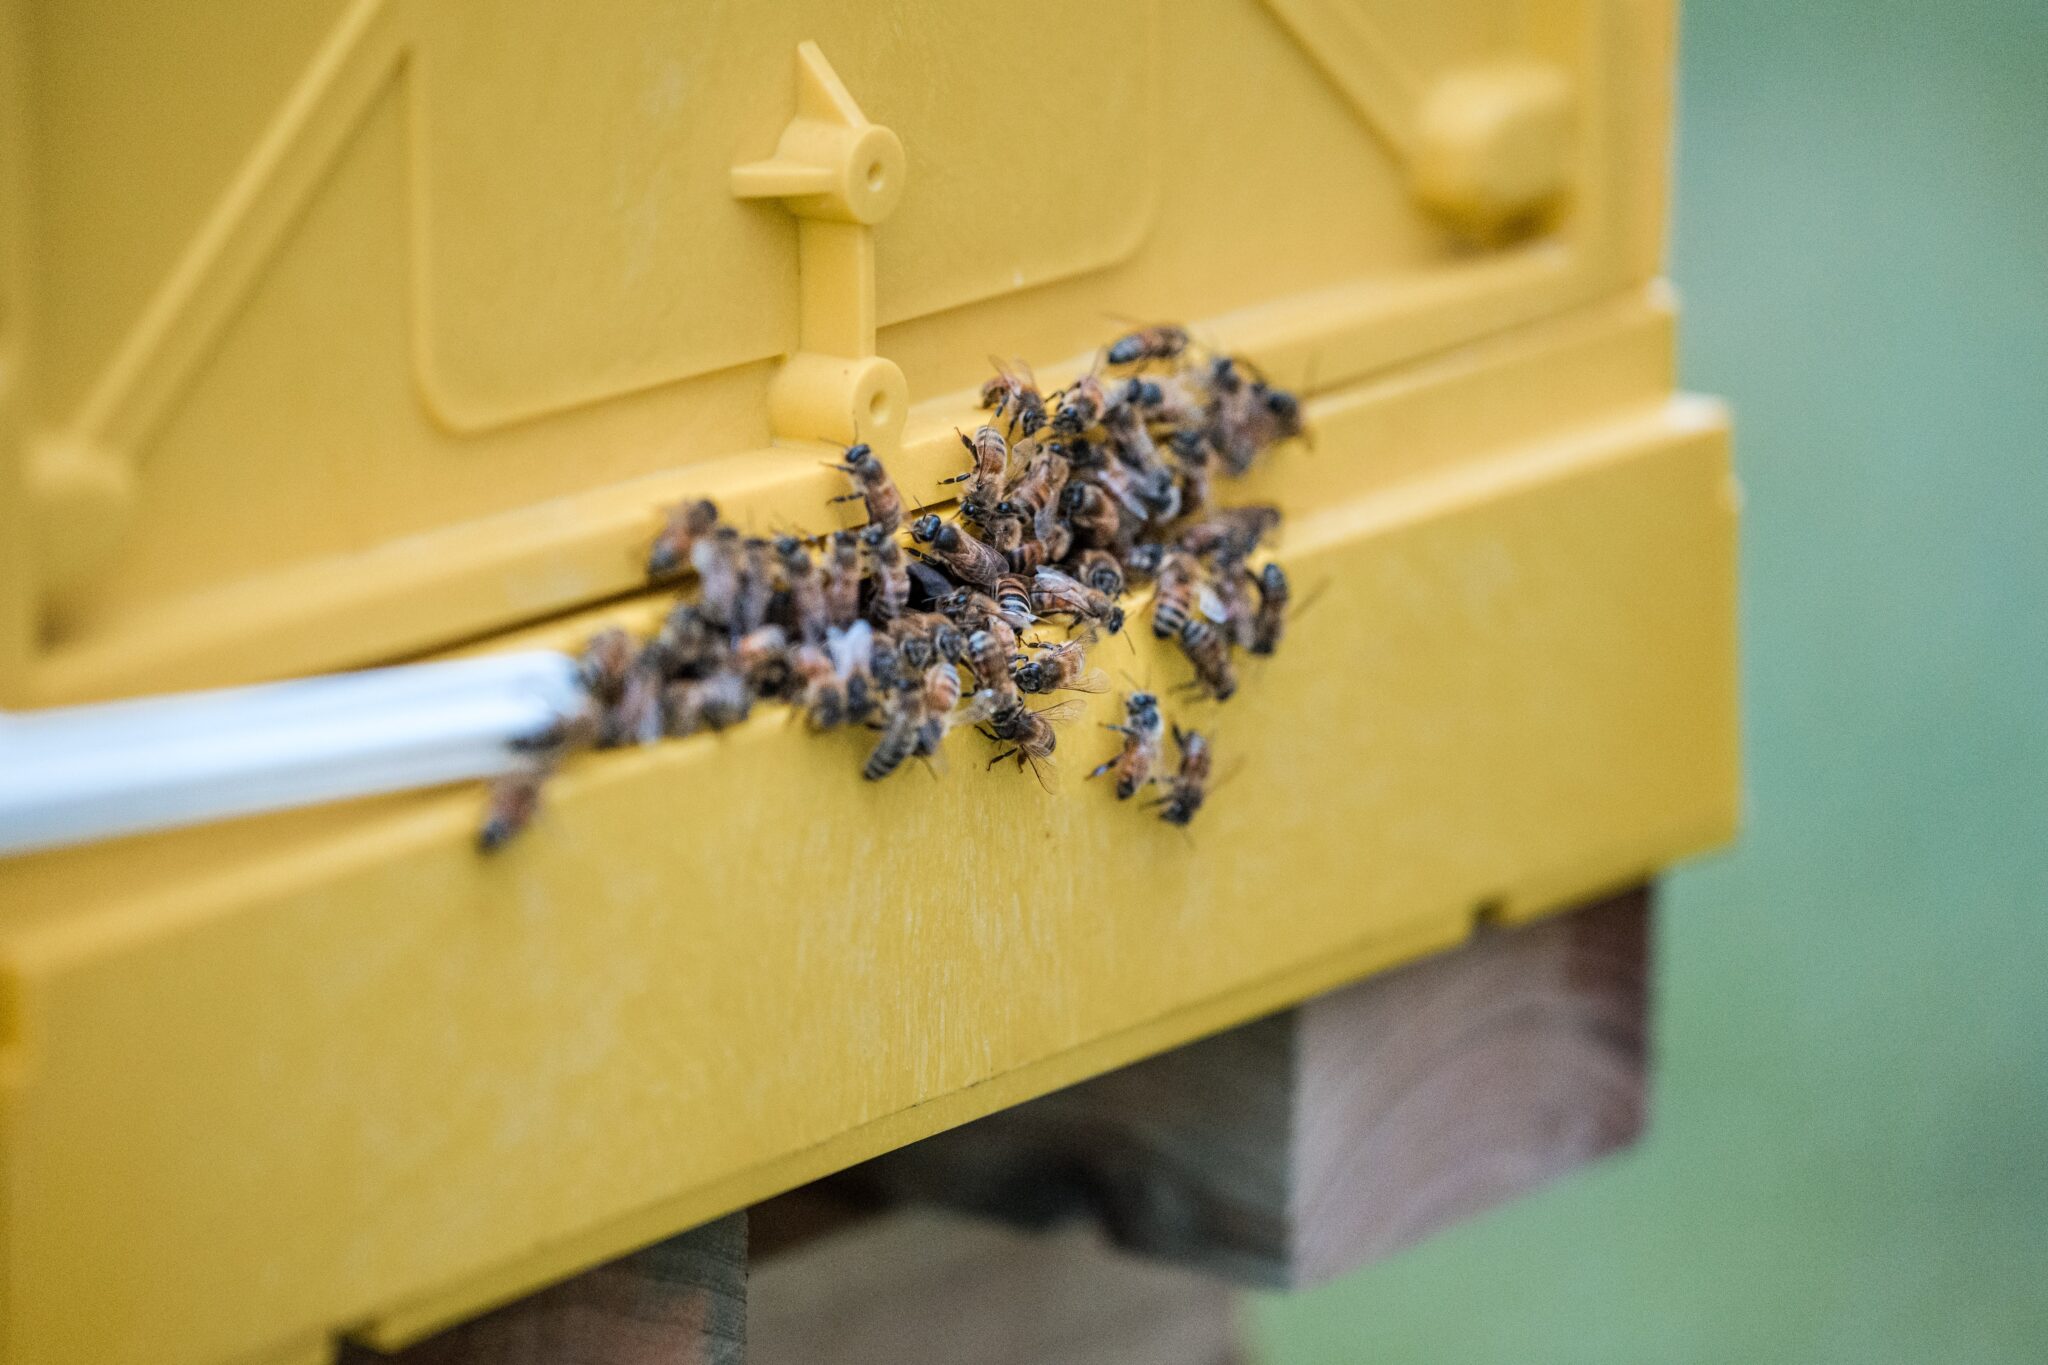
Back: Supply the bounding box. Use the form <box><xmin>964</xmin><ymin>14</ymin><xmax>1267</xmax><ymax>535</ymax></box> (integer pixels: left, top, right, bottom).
<box><xmin>340</xmin><ymin>1213</ymin><xmax>746</xmax><ymax>1365</ymax></box>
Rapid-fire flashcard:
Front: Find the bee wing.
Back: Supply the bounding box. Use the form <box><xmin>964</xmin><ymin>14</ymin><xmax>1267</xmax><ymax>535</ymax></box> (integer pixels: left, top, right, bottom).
<box><xmin>1031</xmin><ymin>699</ymin><xmax>1091</xmax><ymax>727</ymax></box>
<box><xmin>1025</xmin><ymin>750</ymin><xmax>1059</xmax><ymax>794</ymax></box>
<box><xmin>1011</xmin><ymin>357</ymin><xmax>1039</xmax><ymax>389</ymax></box>
<box><xmin>952</xmin><ymin>689</ymin><xmax>998</xmax><ymax>729</ymax></box>
<box><xmin>1197</xmin><ymin>585</ymin><xmax>1229</xmax><ymax>622</ymax></box>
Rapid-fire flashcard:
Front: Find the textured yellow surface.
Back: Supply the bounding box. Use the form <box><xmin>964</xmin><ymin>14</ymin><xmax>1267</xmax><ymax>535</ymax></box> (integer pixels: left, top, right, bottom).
<box><xmin>0</xmin><ymin>4</ymin><xmax>1731</xmax><ymax>1363</ymax></box>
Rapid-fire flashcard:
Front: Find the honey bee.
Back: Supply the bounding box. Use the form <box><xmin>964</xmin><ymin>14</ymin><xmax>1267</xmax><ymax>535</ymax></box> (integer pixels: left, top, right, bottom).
<box><xmin>966</xmin><ymin>625</ymin><xmax>1022</xmax><ymax>696</ymax></box>
<box><xmin>1059</xmin><ymin>482</ymin><xmax>1122</xmax><ymax>550</ymax></box>
<box><xmin>996</xmin><ymin>442</ymin><xmax>1070</xmax><ymax>540</ymax></box>
<box><xmin>921</xmin><ymin>658</ymin><xmax>964</xmax><ymax>715</ymax></box>
<box><xmin>773</xmin><ymin>535</ymin><xmax>829</xmax><ymax>644</ymax></box>
<box><xmin>1072</xmin><ymin>548</ymin><xmax>1125</xmax><ymax>599</ymax></box>
<box><xmin>1248</xmin><ymin>562</ymin><xmax>1294</xmax><ymax>656</ymax></box>
<box><xmin>602</xmin><ymin>661</ymin><xmax>667</xmax><ymax>747</ymax></box>
<box><xmin>1150</xmin><ymin>549</ymin><xmax>1204</xmax><ymax>640</ymax></box>
<box><xmin>937</xmin><ymin>585</ymin><xmax>1004</xmax><ymax>630</ymax></box>
<box><xmin>944</xmin><ymin>425</ymin><xmax>1010</xmax><ymax>521</ymax></box>
<box><xmin>1102</xmin><ymin>398</ymin><xmax>1168</xmax><ymax>481</ymax></box>
<box><xmin>1131</xmin><ymin>373</ymin><xmax>1208</xmax><ymax>429</ymax></box>
<box><xmin>983</xmin><ymin>513</ymin><xmax>1047</xmax><ymax>574</ymax></box>
<box><xmin>648</xmin><ymin>602</ymin><xmax>729</xmax><ymax>681</ymax></box>
<box><xmin>1250</xmin><ymin>382</ymin><xmax>1305</xmax><ymax>449</ymax></box>
<box><xmin>909</xmin><ymin>513</ymin><xmax>1008</xmax><ymax>590</ymax></box>
<box><xmin>1078</xmin><ymin>456</ymin><xmax>1153</xmax><ymax>522</ymax></box>
<box><xmin>980</xmin><ymin>356</ymin><xmax>1047</xmax><ymax>437</ymax></box>
<box><xmin>822</xmin><ymin>530</ymin><xmax>864</xmax><ymax>629</ymax></box>
<box><xmin>735</xmin><ymin>536</ymin><xmax>777</xmax><ymax>635</ymax></box>
<box><xmin>1011</xmin><ymin>639</ymin><xmax>1109</xmax><ymax>695</ymax></box>
<box><xmin>829</xmin><ymin>442</ymin><xmax>905</xmax><ymax>533</ymax></box>
<box><xmin>861</xmin><ymin>523</ymin><xmax>910</xmax><ymax>621</ymax></box>
<box><xmin>1151</xmin><ymin>726</ymin><xmax>1212</xmax><ymax>826</ymax></box>
<box><xmin>1090</xmin><ymin>691</ymin><xmax>1164</xmax><ymax>799</ymax></box>
<box><xmin>647</xmin><ymin>497</ymin><xmax>719</xmax><ymax>579</ymax></box>
<box><xmin>663</xmin><ymin>669</ymin><xmax>754</xmax><ymax>737</ymax></box>
<box><xmin>1168</xmin><ymin>428</ymin><xmax>1215</xmax><ymax>521</ymax></box>
<box><xmin>477</xmin><ymin>766</ymin><xmax>549</xmax><ymax>852</ymax></box>
<box><xmin>1176</xmin><ymin>617</ymin><xmax>1238</xmax><ymax>701</ymax></box>
<box><xmin>1052</xmin><ymin>357</ymin><xmax>1110</xmax><ymax>434</ymax></box>
<box><xmin>576</xmin><ymin>627</ymin><xmax>638</xmax><ymax>704</ymax></box>
<box><xmin>1210</xmin><ymin>555</ymin><xmax>1259</xmax><ymax>650</ymax></box>
<box><xmin>788</xmin><ymin>642</ymin><xmax>852</xmax><ymax>729</ymax></box>
<box><xmin>1179</xmin><ymin>505</ymin><xmax>1282</xmax><ymax>561</ymax></box>
<box><xmin>862</xmin><ymin>681</ymin><xmax>928</xmax><ymax>782</ymax></box>
<box><xmin>1031</xmin><ymin>566</ymin><xmax>1126</xmax><ymax>635</ymax></box>
<box><xmin>1106</xmin><ymin>324</ymin><xmax>1190</xmax><ymax>368</ymax></box>
<box><xmin>691</xmin><ymin>526</ymin><xmax>745</xmax><ymax>629</ymax></box>
<box><xmin>1122</xmin><ymin>542</ymin><xmax>1168</xmax><ymax>582</ymax></box>
<box><xmin>734</xmin><ymin>623</ymin><xmax>792</xmax><ymax>694</ymax></box>
<box><xmin>1201</xmin><ymin>364</ymin><xmax>1302</xmax><ymax>475</ymax></box>
<box><xmin>886</xmin><ymin>611</ymin><xmax>952</xmax><ymax>671</ymax></box>
<box><xmin>992</xmin><ymin>573</ymin><xmax>1038</xmax><ymax>631</ymax></box>
<box><xmin>975</xmin><ymin>690</ymin><xmax>1087</xmax><ymax>791</ymax></box>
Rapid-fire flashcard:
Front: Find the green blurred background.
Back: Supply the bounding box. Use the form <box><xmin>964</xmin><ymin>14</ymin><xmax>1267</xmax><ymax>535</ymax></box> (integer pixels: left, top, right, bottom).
<box><xmin>1254</xmin><ymin>1</ymin><xmax>2048</xmax><ymax>1360</ymax></box>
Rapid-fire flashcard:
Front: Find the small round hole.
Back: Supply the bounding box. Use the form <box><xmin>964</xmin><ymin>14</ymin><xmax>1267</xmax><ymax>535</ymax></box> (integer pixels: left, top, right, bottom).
<box><xmin>865</xmin><ymin>160</ymin><xmax>886</xmax><ymax>192</ymax></box>
<box><xmin>867</xmin><ymin>389</ymin><xmax>890</xmax><ymax>424</ymax></box>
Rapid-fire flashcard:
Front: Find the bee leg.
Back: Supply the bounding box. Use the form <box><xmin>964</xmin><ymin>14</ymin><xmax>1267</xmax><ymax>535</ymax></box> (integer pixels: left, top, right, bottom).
<box><xmin>827</xmin><ymin>490</ymin><xmax>867</xmax><ymax>504</ymax></box>
<box><xmin>986</xmin><ymin>748</ymin><xmax>1019</xmax><ymax>769</ymax></box>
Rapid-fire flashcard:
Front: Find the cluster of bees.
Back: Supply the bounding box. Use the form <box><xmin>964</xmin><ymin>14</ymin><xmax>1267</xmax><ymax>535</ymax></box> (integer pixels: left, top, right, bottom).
<box><xmin>479</xmin><ymin>325</ymin><xmax>1306</xmax><ymax>850</ymax></box>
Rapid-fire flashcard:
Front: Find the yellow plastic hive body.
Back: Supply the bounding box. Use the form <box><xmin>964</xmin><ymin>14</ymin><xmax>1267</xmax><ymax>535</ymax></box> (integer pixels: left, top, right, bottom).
<box><xmin>0</xmin><ymin>4</ymin><xmax>1732</xmax><ymax>1364</ymax></box>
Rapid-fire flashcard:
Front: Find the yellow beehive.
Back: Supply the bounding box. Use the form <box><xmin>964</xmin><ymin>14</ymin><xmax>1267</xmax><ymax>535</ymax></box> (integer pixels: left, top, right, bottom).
<box><xmin>0</xmin><ymin>3</ymin><xmax>1734</xmax><ymax>1363</ymax></box>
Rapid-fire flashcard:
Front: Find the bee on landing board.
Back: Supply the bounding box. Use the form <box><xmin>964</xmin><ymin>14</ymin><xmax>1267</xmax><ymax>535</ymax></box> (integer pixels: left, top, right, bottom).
<box><xmin>647</xmin><ymin>498</ymin><xmax>719</xmax><ymax>579</ymax></box>
<box><xmin>1176</xmin><ymin>617</ymin><xmax>1239</xmax><ymax>702</ymax></box>
<box><xmin>478</xmin><ymin>766</ymin><xmax>550</xmax><ymax>852</ymax></box>
<box><xmin>1090</xmin><ymin>691</ymin><xmax>1164</xmax><ymax>800</ymax></box>
<box><xmin>1030</xmin><ymin>566</ymin><xmax>1126</xmax><ymax>636</ymax></box>
<box><xmin>1052</xmin><ymin>356</ymin><xmax>1111</xmax><ymax>435</ymax></box>
<box><xmin>1151</xmin><ymin>726</ymin><xmax>1212</xmax><ymax>826</ymax></box>
<box><xmin>981</xmin><ymin>356</ymin><xmax>1047</xmax><ymax>437</ymax></box>
<box><xmin>1071</xmin><ymin>548</ymin><xmax>1125</xmax><ymax>600</ymax></box>
<box><xmin>1150</xmin><ymin>549</ymin><xmax>1205</xmax><ymax>640</ymax></box>
<box><xmin>909</xmin><ymin>513</ymin><xmax>1008</xmax><ymax>591</ymax></box>
<box><xmin>965</xmin><ymin>624</ymin><xmax>1023</xmax><ymax>698</ymax></box>
<box><xmin>1010</xmin><ymin>639</ymin><xmax>1109</xmax><ymax>696</ymax></box>
<box><xmin>662</xmin><ymin>669</ymin><xmax>753</xmax><ymax>738</ymax></box>
<box><xmin>862</xmin><ymin>681</ymin><xmax>928</xmax><ymax>782</ymax></box>
<box><xmin>861</xmin><ymin>523</ymin><xmax>911</xmax><ymax>622</ymax></box>
<box><xmin>829</xmin><ymin>442</ymin><xmax>905</xmax><ymax>533</ymax></box>
<box><xmin>773</xmin><ymin>535</ymin><xmax>829</xmax><ymax>645</ymax></box>
<box><xmin>1106</xmin><ymin>323</ymin><xmax>1191</xmax><ymax>368</ymax></box>
<box><xmin>974</xmin><ymin>689</ymin><xmax>1087</xmax><ymax>793</ymax></box>
<box><xmin>1249</xmin><ymin>562</ymin><xmax>1290</xmax><ymax>656</ymax></box>
<box><xmin>821</xmin><ymin>530</ymin><xmax>865</xmax><ymax>629</ymax></box>
<box><xmin>945</xmin><ymin>424</ymin><xmax>1010</xmax><ymax>523</ymax></box>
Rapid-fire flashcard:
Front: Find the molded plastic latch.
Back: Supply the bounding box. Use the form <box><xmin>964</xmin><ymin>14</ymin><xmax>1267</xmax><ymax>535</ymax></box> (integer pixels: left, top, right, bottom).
<box><xmin>733</xmin><ymin>42</ymin><xmax>910</xmax><ymax>454</ymax></box>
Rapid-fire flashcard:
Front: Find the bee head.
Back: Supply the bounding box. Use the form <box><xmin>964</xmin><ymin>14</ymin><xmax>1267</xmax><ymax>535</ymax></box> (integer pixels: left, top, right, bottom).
<box><xmin>1107</xmin><ymin>338</ymin><xmax>1142</xmax><ymax>366</ymax></box>
<box><xmin>843</xmin><ymin>442</ymin><xmax>875</xmax><ymax>471</ymax></box>
<box><xmin>1105</xmin><ymin>605</ymin><xmax>1126</xmax><ymax>635</ymax></box>
<box><xmin>909</xmin><ymin>512</ymin><xmax>943</xmax><ymax>543</ymax></box>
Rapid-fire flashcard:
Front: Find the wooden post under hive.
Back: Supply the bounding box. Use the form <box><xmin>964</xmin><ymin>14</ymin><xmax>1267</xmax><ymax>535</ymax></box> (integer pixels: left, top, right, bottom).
<box><xmin>339</xmin><ymin>1214</ymin><xmax>746</xmax><ymax>1365</ymax></box>
<box><xmin>838</xmin><ymin>886</ymin><xmax>1652</xmax><ymax>1288</ymax></box>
